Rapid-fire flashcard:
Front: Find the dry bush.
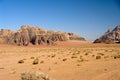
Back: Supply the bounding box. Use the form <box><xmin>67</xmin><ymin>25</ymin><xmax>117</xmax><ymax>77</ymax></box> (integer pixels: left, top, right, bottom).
<box><xmin>114</xmin><ymin>55</ymin><xmax>120</xmax><ymax>59</ymax></box>
<box><xmin>33</xmin><ymin>58</ymin><xmax>39</xmax><ymax>65</ymax></box>
<box><xmin>21</xmin><ymin>71</ymin><xmax>50</xmax><ymax>80</ymax></box>
<box><xmin>71</xmin><ymin>55</ymin><xmax>77</xmax><ymax>58</ymax></box>
<box><xmin>51</xmin><ymin>54</ymin><xmax>56</xmax><ymax>58</ymax></box>
<box><xmin>85</xmin><ymin>52</ymin><xmax>89</xmax><ymax>56</ymax></box>
<box><xmin>18</xmin><ymin>59</ymin><xmax>24</xmax><ymax>63</ymax></box>
<box><xmin>40</xmin><ymin>60</ymin><xmax>44</xmax><ymax>63</ymax></box>
<box><xmin>62</xmin><ymin>58</ymin><xmax>67</xmax><ymax>61</ymax></box>
<box><xmin>96</xmin><ymin>55</ymin><xmax>101</xmax><ymax>59</ymax></box>
<box><xmin>31</xmin><ymin>57</ymin><xmax>35</xmax><ymax>59</ymax></box>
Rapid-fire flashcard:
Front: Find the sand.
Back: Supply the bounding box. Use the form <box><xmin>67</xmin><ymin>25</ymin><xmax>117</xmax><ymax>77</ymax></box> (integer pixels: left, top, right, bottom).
<box><xmin>0</xmin><ymin>40</ymin><xmax>120</xmax><ymax>80</ymax></box>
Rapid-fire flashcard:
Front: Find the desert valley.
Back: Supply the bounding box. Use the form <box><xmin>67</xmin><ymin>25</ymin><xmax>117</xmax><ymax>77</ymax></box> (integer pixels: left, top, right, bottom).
<box><xmin>0</xmin><ymin>41</ymin><xmax>120</xmax><ymax>80</ymax></box>
<box><xmin>0</xmin><ymin>25</ymin><xmax>120</xmax><ymax>80</ymax></box>
<box><xmin>1</xmin><ymin>0</ymin><xmax>120</xmax><ymax>80</ymax></box>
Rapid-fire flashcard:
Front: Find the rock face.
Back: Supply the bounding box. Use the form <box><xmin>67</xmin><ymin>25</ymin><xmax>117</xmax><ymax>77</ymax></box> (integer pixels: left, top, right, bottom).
<box><xmin>94</xmin><ymin>25</ymin><xmax>120</xmax><ymax>44</ymax></box>
<box><xmin>68</xmin><ymin>33</ymin><xmax>85</xmax><ymax>40</ymax></box>
<box><xmin>0</xmin><ymin>25</ymin><xmax>85</xmax><ymax>46</ymax></box>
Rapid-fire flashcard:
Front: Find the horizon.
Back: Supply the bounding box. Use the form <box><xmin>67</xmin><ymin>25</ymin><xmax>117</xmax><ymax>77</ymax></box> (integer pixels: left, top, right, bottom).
<box><xmin>0</xmin><ymin>0</ymin><xmax>120</xmax><ymax>41</ymax></box>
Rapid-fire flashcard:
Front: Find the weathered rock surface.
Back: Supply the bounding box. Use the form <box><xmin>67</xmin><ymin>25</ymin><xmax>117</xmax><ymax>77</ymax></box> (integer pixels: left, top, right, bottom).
<box><xmin>68</xmin><ymin>32</ymin><xmax>85</xmax><ymax>41</ymax></box>
<box><xmin>0</xmin><ymin>25</ymin><xmax>85</xmax><ymax>46</ymax></box>
<box><xmin>94</xmin><ymin>25</ymin><xmax>120</xmax><ymax>44</ymax></box>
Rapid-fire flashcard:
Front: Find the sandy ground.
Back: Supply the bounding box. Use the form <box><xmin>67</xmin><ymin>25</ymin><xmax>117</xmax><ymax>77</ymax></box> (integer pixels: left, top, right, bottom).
<box><xmin>0</xmin><ymin>40</ymin><xmax>120</xmax><ymax>80</ymax></box>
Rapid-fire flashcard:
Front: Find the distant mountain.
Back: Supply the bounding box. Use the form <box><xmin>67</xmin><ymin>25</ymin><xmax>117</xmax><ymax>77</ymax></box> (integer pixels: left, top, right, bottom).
<box><xmin>94</xmin><ymin>25</ymin><xmax>120</xmax><ymax>44</ymax></box>
<box><xmin>0</xmin><ymin>25</ymin><xmax>85</xmax><ymax>46</ymax></box>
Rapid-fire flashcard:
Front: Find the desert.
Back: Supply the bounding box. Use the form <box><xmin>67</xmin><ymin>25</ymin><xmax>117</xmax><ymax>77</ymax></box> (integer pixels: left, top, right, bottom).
<box><xmin>1</xmin><ymin>0</ymin><xmax>120</xmax><ymax>80</ymax></box>
<box><xmin>0</xmin><ymin>40</ymin><xmax>120</xmax><ymax>80</ymax></box>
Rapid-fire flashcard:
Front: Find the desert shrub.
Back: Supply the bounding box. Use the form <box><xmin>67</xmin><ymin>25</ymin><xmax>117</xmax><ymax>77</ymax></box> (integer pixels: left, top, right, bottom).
<box><xmin>51</xmin><ymin>54</ymin><xmax>56</xmax><ymax>58</ymax></box>
<box><xmin>54</xmin><ymin>62</ymin><xmax>57</xmax><ymax>64</ymax></box>
<box><xmin>33</xmin><ymin>58</ymin><xmax>39</xmax><ymax>65</ymax></box>
<box><xmin>97</xmin><ymin>53</ymin><xmax>104</xmax><ymax>56</ymax></box>
<box><xmin>80</xmin><ymin>58</ymin><xmax>84</xmax><ymax>62</ymax></box>
<box><xmin>76</xmin><ymin>51</ymin><xmax>80</xmax><ymax>54</ymax></box>
<box><xmin>76</xmin><ymin>64</ymin><xmax>80</xmax><ymax>66</ymax></box>
<box><xmin>40</xmin><ymin>60</ymin><xmax>44</xmax><ymax>63</ymax></box>
<box><xmin>114</xmin><ymin>55</ymin><xmax>120</xmax><ymax>59</ymax></box>
<box><xmin>80</xmin><ymin>56</ymin><xmax>82</xmax><ymax>58</ymax></box>
<box><xmin>21</xmin><ymin>71</ymin><xmax>50</xmax><ymax>80</ymax></box>
<box><xmin>80</xmin><ymin>56</ymin><xmax>84</xmax><ymax>62</ymax></box>
<box><xmin>18</xmin><ymin>60</ymin><xmax>24</xmax><ymax>63</ymax></box>
<box><xmin>31</xmin><ymin>57</ymin><xmax>35</xmax><ymax>59</ymax></box>
<box><xmin>71</xmin><ymin>55</ymin><xmax>77</xmax><ymax>58</ymax></box>
<box><xmin>77</xmin><ymin>59</ymin><xmax>84</xmax><ymax>62</ymax></box>
<box><xmin>47</xmin><ymin>55</ymin><xmax>51</xmax><ymax>57</ymax></box>
<box><xmin>96</xmin><ymin>55</ymin><xmax>101</xmax><ymax>59</ymax></box>
<box><xmin>48</xmin><ymin>67</ymin><xmax>51</xmax><ymax>71</ymax></box>
<box><xmin>104</xmin><ymin>55</ymin><xmax>109</xmax><ymax>59</ymax></box>
<box><xmin>72</xmin><ymin>53</ymin><xmax>76</xmax><ymax>55</ymax></box>
<box><xmin>85</xmin><ymin>53</ymin><xmax>89</xmax><ymax>56</ymax></box>
<box><xmin>62</xmin><ymin>58</ymin><xmax>67</xmax><ymax>61</ymax></box>
<box><xmin>92</xmin><ymin>55</ymin><xmax>95</xmax><ymax>57</ymax></box>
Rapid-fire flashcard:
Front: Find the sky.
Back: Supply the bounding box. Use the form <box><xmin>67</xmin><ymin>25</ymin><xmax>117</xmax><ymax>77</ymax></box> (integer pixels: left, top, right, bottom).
<box><xmin>0</xmin><ymin>0</ymin><xmax>120</xmax><ymax>41</ymax></box>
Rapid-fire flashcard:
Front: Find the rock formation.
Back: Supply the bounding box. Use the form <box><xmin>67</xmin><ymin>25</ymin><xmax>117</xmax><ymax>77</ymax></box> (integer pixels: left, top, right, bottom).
<box><xmin>94</xmin><ymin>25</ymin><xmax>120</xmax><ymax>44</ymax></box>
<box><xmin>68</xmin><ymin>32</ymin><xmax>85</xmax><ymax>40</ymax></box>
<box><xmin>0</xmin><ymin>25</ymin><xmax>85</xmax><ymax>46</ymax></box>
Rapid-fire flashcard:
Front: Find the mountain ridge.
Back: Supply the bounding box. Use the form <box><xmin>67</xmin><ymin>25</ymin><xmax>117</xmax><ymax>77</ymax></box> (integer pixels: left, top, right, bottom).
<box><xmin>94</xmin><ymin>25</ymin><xmax>120</xmax><ymax>44</ymax></box>
<box><xmin>0</xmin><ymin>25</ymin><xmax>85</xmax><ymax>46</ymax></box>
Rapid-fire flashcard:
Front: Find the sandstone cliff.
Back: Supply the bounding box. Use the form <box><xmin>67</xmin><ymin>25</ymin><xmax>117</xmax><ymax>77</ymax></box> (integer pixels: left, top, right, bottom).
<box><xmin>94</xmin><ymin>25</ymin><xmax>120</xmax><ymax>44</ymax></box>
<box><xmin>0</xmin><ymin>25</ymin><xmax>85</xmax><ymax>46</ymax></box>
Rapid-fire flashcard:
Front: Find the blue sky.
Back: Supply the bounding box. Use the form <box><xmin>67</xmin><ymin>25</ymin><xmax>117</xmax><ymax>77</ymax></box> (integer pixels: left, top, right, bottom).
<box><xmin>0</xmin><ymin>0</ymin><xmax>120</xmax><ymax>40</ymax></box>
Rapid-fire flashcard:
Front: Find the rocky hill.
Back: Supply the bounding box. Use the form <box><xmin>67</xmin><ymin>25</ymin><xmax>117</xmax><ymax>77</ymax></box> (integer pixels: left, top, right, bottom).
<box><xmin>0</xmin><ymin>25</ymin><xmax>85</xmax><ymax>46</ymax></box>
<box><xmin>94</xmin><ymin>25</ymin><xmax>120</xmax><ymax>44</ymax></box>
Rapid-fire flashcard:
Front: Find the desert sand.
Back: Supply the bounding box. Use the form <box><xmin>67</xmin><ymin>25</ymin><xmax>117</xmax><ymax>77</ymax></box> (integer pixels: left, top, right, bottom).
<box><xmin>0</xmin><ymin>40</ymin><xmax>120</xmax><ymax>80</ymax></box>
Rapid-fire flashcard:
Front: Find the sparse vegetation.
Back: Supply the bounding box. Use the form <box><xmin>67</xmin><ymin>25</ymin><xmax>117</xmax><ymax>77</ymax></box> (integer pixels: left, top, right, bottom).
<box><xmin>54</xmin><ymin>62</ymin><xmax>57</xmax><ymax>64</ymax></box>
<box><xmin>104</xmin><ymin>55</ymin><xmax>109</xmax><ymax>59</ymax></box>
<box><xmin>33</xmin><ymin>58</ymin><xmax>39</xmax><ymax>65</ymax></box>
<box><xmin>92</xmin><ymin>55</ymin><xmax>95</xmax><ymax>57</ymax></box>
<box><xmin>77</xmin><ymin>59</ymin><xmax>84</xmax><ymax>62</ymax></box>
<box><xmin>30</xmin><ymin>57</ymin><xmax>35</xmax><ymax>59</ymax></box>
<box><xmin>51</xmin><ymin>54</ymin><xmax>56</xmax><ymax>58</ymax></box>
<box><xmin>48</xmin><ymin>67</ymin><xmax>51</xmax><ymax>71</ymax></box>
<box><xmin>96</xmin><ymin>55</ymin><xmax>101</xmax><ymax>59</ymax></box>
<box><xmin>85</xmin><ymin>52</ymin><xmax>89</xmax><ymax>56</ymax></box>
<box><xmin>114</xmin><ymin>55</ymin><xmax>120</xmax><ymax>59</ymax></box>
<box><xmin>18</xmin><ymin>59</ymin><xmax>24</xmax><ymax>63</ymax></box>
<box><xmin>77</xmin><ymin>64</ymin><xmax>80</xmax><ymax>66</ymax></box>
<box><xmin>62</xmin><ymin>58</ymin><xmax>67</xmax><ymax>61</ymax></box>
<box><xmin>97</xmin><ymin>53</ymin><xmax>104</xmax><ymax>56</ymax></box>
<box><xmin>40</xmin><ymin>60</ymin><xmax>44</xmax><ymax>63</ymax></box>
<box><xmin>21</xmin><ymin>71</ymin><xmax>50</xmax><ymax>80</ymax></box>
<box><xmin>1</xmin><ymin>41</ymin><xmax>120</xmax><ymax>80</ymax></box>
<box><xmin>71</xmin><ymin>55</ymin><xmax>77</xmax><ymax>58</ymax></box>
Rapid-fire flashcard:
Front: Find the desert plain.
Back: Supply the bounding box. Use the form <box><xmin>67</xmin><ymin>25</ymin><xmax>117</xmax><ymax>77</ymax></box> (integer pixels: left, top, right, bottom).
<box><xmin>0</xmin><ymin>40</ymin><xmax>120</xmax><ymax>80</ymax></box>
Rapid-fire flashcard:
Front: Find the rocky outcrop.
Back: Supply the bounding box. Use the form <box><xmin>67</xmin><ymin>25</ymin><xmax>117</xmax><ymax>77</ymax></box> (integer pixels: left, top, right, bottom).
<box><xmin>0</xmin><ymin>29</ymin><xmax>14</xmax><ymax>44</ymax></box>
<box><xmin>0</xmin><ymin>25</ymin><xmax>85</xmax><ymax>46</ymax></box>
<box><xmin>68</xmin><ymin>33</ymin><xmax>85</xmax><ymax>41</ymax></box>
<box><xmin>94</xmin><ymin>25</ymin><xmax>120</xmax><ymax>44</ymax></box>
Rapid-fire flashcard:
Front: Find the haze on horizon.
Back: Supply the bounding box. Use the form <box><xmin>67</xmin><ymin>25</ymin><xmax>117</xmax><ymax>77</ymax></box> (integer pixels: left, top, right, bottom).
<box><xmin>0</xmin><ymin>0</ymin><xmax>120</xmax><ymax>41</ymax></box>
